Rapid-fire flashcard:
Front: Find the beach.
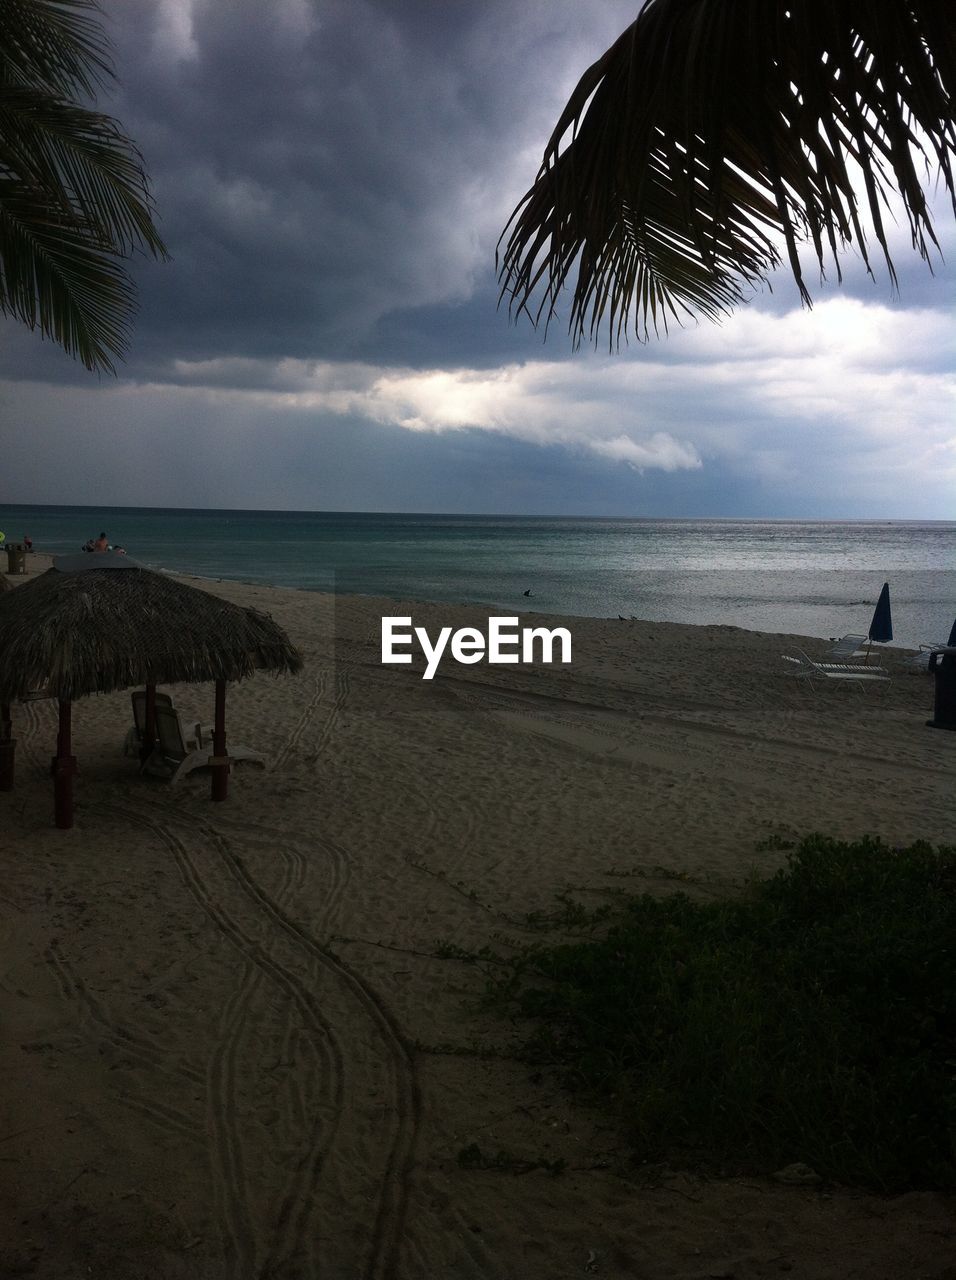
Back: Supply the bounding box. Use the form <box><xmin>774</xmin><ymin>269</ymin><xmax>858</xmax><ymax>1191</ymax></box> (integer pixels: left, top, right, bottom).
<box><xmin>1</xmin><ymin>555</ymin><xmax>953</xmax><ymax>1279</ymax></box>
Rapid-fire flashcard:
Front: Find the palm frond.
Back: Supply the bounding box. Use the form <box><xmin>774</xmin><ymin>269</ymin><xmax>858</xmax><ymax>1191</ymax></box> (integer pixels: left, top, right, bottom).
<box><xmin>0</xmin><ymin>178</ymin><xmax>137</xmax><ymax>373</ymax></box>
<box><xmin>0</xmin><ymin>0</ymin><xmax>111</xmax><ymax>97</ymax></box>
<box><xmin>0</xmin><ymin>0</ymin><xmax>167</xmax><ymax>371</ymax></box>
<box><xmin>0</xmin><ymin>89</ymin><xmax>167</xmax><ymax>255</ymax></box>
<box><xmin>498</xmin><ymin>0</ymin><xmax>956</xmax><ymax>346</ymax></box>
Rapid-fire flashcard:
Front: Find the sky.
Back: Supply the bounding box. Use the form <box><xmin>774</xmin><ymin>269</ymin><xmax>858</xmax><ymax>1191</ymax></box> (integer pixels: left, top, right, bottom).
<box><xmin>1</xmin><ymin>0</ymin><xmax>954</xmax><ymax>519</ymax></box>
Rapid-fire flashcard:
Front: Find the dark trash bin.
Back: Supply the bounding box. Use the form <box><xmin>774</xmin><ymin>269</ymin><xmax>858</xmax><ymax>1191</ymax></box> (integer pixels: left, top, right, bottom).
<box><xmin>926</xmin><ymin>647</ymin><xmax>956</xmax><ymax>731</ymax></box>
<box><xmin>5</xmin><ymin>544</ymin><xmax>26</xmax><ymax>575</ymax></box>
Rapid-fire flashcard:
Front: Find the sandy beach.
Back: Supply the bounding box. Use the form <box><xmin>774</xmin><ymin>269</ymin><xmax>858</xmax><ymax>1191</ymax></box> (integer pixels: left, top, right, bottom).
<box><xmin>1</xmin><ymin>553</ymin><xmax>953</xmax><ymax>1280</ymax></box>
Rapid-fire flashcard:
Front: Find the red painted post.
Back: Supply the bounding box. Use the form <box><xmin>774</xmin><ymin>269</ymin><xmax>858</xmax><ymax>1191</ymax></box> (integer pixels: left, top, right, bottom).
<box><xmin>52</xmin><ymin>700</ymin><xmax>76</xmax><ymax>829</ymax></box>
<box><xmin>0</xmin><ymin>703</ymin><xmax>14</xmax><ymax>791</ymax></box>
<box><xmin>211</xmin><ymin>679</ymin><xmax>229</xmax><ymax>802</ymax></box>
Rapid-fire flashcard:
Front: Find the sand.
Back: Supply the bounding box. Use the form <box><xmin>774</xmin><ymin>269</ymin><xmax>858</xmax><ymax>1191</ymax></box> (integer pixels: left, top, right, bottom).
<box><xmin>0</xmin><ymin>554</ymin><xmax>953</xmax><ymax>1279</ymax></box>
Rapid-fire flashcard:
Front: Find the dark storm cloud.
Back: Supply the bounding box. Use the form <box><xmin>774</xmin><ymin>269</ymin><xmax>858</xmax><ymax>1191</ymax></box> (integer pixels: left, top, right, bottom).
<box><xmin>1</xmin><ymin>0</ymin><xmax>950</xmax><ymax>385</ymax></box>
<box><xmin>90</xmin><ymin>0</ymin><xmax>636</xmax><ymax>372</ymax></box>
<box><xmin>0</xmin><ymin>2</ymin><xmax>952</xmax><ymax>520</ymax></box>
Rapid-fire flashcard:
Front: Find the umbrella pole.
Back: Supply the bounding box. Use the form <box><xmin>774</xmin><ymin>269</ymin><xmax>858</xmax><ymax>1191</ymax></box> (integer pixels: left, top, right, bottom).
<box><xmin>52</xmin><ymin>699</ymin><xmax>76</xmax><ymax>829</ymax></box>
<box><xmin>211</xmin><ymin>679</ymin><xmax>229</xmax><ymax>802</ymax></box>
<box><xmin>140</xmin><ymin>683</ymin><xmax>158</xmax><ymax>763</ymax></box>
<box><xmin>0</xmin><ymin>703</ymin><xmax>14</xmax><ymax>792</ymax></box>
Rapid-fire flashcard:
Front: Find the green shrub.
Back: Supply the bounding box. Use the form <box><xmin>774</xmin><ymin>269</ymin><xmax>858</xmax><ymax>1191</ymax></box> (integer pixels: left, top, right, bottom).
<box><xmin>484</xmin><ymin>836</ymin><xmax>956</xmax><ymax>1190</ymax></box>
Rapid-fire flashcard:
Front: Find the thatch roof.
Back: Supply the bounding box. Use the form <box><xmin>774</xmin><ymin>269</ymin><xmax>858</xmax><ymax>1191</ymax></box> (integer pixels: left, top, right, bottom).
<box><xmin>0</xmin><ymin>555</ymin><xmax>303</xmax><ymax>702</ymax></box>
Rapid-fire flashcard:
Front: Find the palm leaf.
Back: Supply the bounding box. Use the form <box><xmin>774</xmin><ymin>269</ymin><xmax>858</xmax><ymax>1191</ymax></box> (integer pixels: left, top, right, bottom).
<box><xmin>498</xmin><ymin>0</ymin><xmax>956</xmax><ymax>346</ymax></box>
<box><xmin>0</xmin><ymin>0</ymin><xmax>166</xmax><ymax>371</ymax></box>
<box><xmin>0</xmin><ymin>0</ymin><xmax>111</xmax><ymax>96</ymax></box>
<box><xmin>0</xmin><ymin>89</ymin><xmax>166</xmax><ymax>254</ymax></box>
<box><xmin>0</xmin><ymin>178</ymin><xmax>137</xmax><ymax>373</ymax></box>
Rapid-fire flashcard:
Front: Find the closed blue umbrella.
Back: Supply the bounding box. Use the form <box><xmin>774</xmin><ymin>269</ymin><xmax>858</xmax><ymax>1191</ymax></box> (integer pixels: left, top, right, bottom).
<box><xmin>869</xmin><ymin>582</ymin><xmax>893</xmax><ymax>644</ymax></box>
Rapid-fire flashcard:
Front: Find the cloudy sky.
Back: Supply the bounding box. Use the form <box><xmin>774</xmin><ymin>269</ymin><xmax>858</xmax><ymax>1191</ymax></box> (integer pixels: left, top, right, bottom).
<box><xmin>1</xmin><ymin>0</ymin><xmax>954</xmax><ymax>518</ymax></box>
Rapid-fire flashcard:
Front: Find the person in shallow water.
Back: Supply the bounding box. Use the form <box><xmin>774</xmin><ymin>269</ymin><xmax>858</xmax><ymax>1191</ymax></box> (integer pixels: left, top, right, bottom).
<box><xmin>93</xmin><ymin>532</ymin><xmax>109</xmax><ymax>552</ymax></box>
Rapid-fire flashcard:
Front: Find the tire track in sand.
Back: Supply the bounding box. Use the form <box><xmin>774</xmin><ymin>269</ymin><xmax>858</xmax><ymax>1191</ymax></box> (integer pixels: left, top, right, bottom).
<box><xmin>100</xmin><ymin>801</ymin><xmax>347</xmax><ymax>1280</ymax></box>
<box><xmin>171</xmin><ymin>811</ymin><xmax>358</xmax><ymax>1273</ymax></box>
<box><xmin>272</xmin><ymin>665</ymin><xmax>351</xmax><ymax>773</ymax></box>
<box><xmin>187</xmin><ymin>810</ymin><xmax>420</xmax><ymax>1280</ymax></box>
<box><xmin>205</xmin><ymin>818</ymin><xmax>334</xmax><ymax>1278</ymax></box>
<box><xmin>44</xmin><ymin>941</ymin><xmax>202</xmax><ymax>1139</ymax></box>
<box><xmin>103</xmin><ymin>799</ymin><xmax>420</xmax><ymax>1279</ymax></box>
<box><xmin>201</xmin><ymin>811</ymin><xmax>353</xmax><ymax>937</ymax></box>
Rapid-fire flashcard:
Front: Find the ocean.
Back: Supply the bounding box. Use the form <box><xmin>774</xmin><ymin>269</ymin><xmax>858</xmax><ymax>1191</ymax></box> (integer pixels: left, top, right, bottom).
<box><xmin>1</xmin><ymin>505</ymin><xmax>953</xmax><ymax>650</ymax></box>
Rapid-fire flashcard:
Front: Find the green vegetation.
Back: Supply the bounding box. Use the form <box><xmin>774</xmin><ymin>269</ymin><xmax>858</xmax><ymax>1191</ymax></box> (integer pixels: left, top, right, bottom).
<box><xmin>475</xmin><ymin>836</ymin><xmax>956</xmax><ymax>1191</ymax></box>
<box><xmin>0</xmin><ymin>0</ymin><xmax>167</xmax><ymax>371</ymax></box>
<box><xmin>498</xmin><ymin>2</ymin><xmax>956</xmax><ymax>346</ymax></box>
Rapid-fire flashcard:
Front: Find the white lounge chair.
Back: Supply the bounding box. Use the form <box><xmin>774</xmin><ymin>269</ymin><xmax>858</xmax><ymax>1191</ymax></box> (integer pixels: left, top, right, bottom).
<box><xmin>123</xmin><ymin>690</ymin><xmax>210</xmax><ymax>757</ymax></box>
<box><xmin>909</xmin><ymin>619</ymin><xmax>956</xmax><ymax>668</ymax></box>
<box><xmin>902</xmin><ymin>640</ymin><xmax>956</xmax><ymax>672</ymax></box>
<box><xmin>142</xmin><ymin>704</ymin><xmax>267</xmax><ymax>783</ymax></box>
<box><xmin>823</xmin><ymin>633</ymin><xmax>870</xmax><ymax>661</ymax></box>
<box><xmin>782</xmin><ymin>651</ymin><xmax>890</xmax><ymax>684</ymax></box>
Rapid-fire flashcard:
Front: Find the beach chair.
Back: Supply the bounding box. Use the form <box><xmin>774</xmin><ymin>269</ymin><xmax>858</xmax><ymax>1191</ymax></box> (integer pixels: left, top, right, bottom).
<box><xmin>782</xmin><ymin>651</ymin><xmax>889</xmax><ymax>685</ymax></box>
<box><xmin>903</xmin><ymin>622</ymin><xmax>956</xmax><ymax>671</ymax></box>
<box><xmin>823</xmin><ymin>633</ymin><xmax>870</xmax><ymax>661</ymax></box>
<box><xmin>142</xmin><ymin>704</ymin><xmax>267</xmax><ymax>783</ymax></box>
<box><xmin>902</xmin><ymin>644</ymin><xmax>943</xmax><ymax>672</ymax></box>
<box><xmin>123</xmin><ymin>690</ymin><xmax>210</xmax><ymax>757</ymax></box>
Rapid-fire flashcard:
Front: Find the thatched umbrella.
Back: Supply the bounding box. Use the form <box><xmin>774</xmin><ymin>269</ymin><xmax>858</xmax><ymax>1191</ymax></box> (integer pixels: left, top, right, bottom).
<box><xmin>0</xmin><ymin>553</ymin><xmax>303</xmax><ymax>827</ymax></box>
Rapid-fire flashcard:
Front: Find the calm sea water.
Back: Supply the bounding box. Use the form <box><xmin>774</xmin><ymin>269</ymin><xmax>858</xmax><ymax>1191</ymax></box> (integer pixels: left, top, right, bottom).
<box><xmin>2</xmin><ymin>506</ymin><xmax>953</xmax><ymax>649</ymax></box>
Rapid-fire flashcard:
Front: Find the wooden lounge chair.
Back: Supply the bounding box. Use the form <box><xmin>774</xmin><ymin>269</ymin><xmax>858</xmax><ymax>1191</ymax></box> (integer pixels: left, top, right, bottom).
<box><xmin>142</xmin><ymin>704</ymin><xmax>267</xmax><ymax>783</ymax></box>
<box><xmin>782</xmin><ymin>651</ymin><xmax>890</xmax><ymax>684</ymax></box>
<box><xmin>123</xmin><ymin>690</ymin><xmax>210</xmax><ymax>756</ymax></box>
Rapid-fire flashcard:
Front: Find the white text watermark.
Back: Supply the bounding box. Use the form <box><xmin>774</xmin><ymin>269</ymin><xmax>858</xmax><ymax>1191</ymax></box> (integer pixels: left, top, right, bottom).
<box><xmin>381</xmin><ymin>616</ymin><xmax>572</xmax><ymax>680</ymax></box>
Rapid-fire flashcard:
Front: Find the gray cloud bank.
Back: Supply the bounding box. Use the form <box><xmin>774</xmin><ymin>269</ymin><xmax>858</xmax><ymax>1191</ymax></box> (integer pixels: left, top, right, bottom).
<box><xmin>0</xmin><ymin>0</ymin><xmax>953</xmax><ymax>517</ymax></box>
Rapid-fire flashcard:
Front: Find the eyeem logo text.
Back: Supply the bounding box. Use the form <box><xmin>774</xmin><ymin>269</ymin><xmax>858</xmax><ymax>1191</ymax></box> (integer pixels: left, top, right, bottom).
<box><xmin>381</xmin><ymin>616</ymin><xmax>572</xmax><ymax>680</ymax></box>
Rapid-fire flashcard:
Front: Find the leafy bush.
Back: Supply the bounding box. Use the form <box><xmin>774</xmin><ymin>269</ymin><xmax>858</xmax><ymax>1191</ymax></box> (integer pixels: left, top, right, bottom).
<box><xmin>484</xmin><ymin>836</ymin><xmax>956</xmax><ymax>1190</ymax></box>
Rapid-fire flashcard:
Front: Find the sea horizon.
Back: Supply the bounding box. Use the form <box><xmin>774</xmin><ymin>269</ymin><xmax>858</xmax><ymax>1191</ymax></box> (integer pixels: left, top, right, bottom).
<box><xmin>2</xmin><ymin>501</ymin><xmax>952</xmax><ymax>522</ymax></box>
<box><xmin>2</xmin><ymin>504</ymin><xmax>953</xmax><ymax>650</ymax></box>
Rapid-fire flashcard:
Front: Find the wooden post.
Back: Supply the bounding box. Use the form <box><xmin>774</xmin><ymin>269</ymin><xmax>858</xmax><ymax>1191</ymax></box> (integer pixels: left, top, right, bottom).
<box><xmin>211</xmin><ymin>679</ymin><xmax>229</xmax><ymax>802</ymax></box>
<box><xmin>140</xmin><ymin>683</ymin><xmax>158</xmax><ymax>763</ymax></box>
<box><xmin>52</xmin><ymin>699</ymin><xmax>76</xmax><ymax>829</ymax></box>
<box><xmin>0</xmin><ymin>703</ymin><xmax>14</xmax><ymax>792</ymax></box>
